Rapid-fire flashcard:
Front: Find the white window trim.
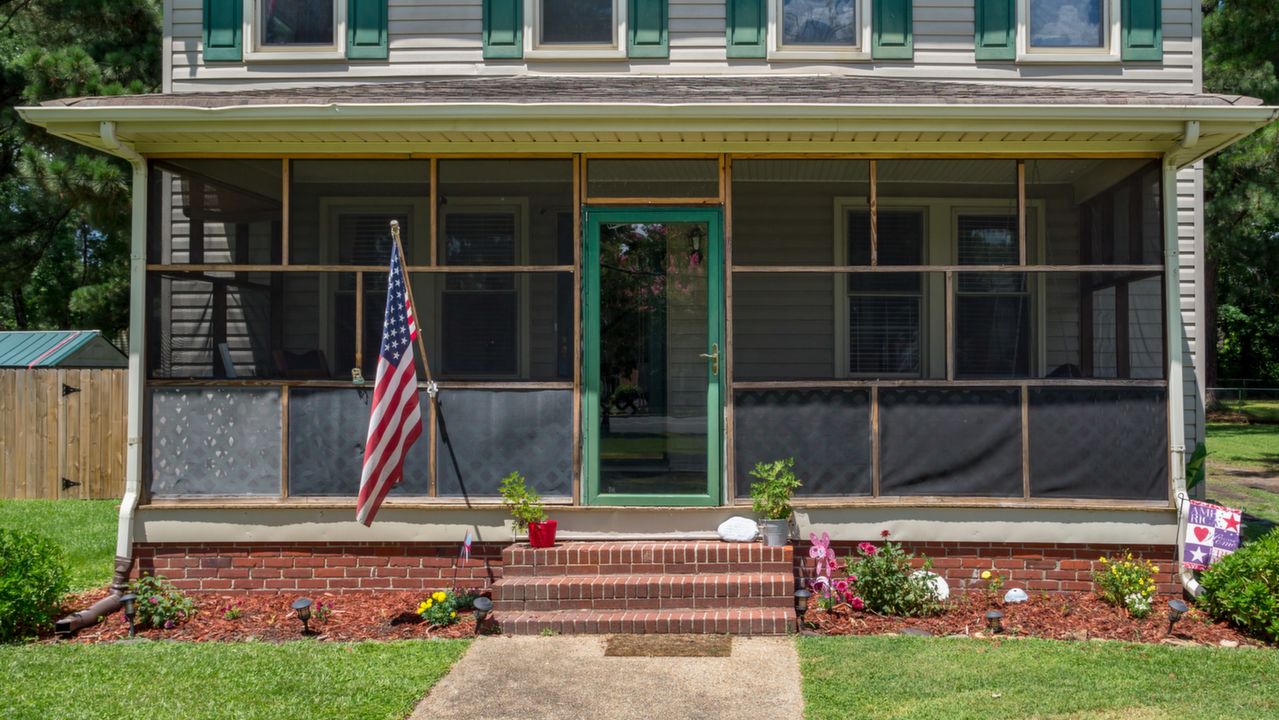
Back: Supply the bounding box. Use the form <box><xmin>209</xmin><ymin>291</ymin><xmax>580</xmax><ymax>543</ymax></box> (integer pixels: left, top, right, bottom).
<box><xmin>769</xmin><ymin>0</ymin><xmax>871</xmax><ymax>61</ymax></box>
<box><xmin>436</xmin><ymin>198</ymin><xmax>532</xmax><ymax>379</ymax></box>
<box><xmin>524</xmin><ymin>0</ymin><xmax>628</xmax><ymax>60</ymax></box>
<box><xmin>1016</xmin><ymin>0</ymin><xmax>1121</xmax><ymax>64</ymax></box>
<box><xmin>243</xmin><ymin>0</ymin><xmax>347</xmax><ymax>62</ymax></box>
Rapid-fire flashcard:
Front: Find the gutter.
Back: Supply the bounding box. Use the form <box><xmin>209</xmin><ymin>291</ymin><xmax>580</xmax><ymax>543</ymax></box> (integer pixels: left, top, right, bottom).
<box><xmin>54</xmin><ymin>121</ymin><xmax>148</xmax><ymax>636</ymax></box>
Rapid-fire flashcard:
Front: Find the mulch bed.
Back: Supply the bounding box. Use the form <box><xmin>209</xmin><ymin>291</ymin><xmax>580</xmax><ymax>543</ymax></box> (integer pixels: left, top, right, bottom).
<box><xmin>45</xmin><ymin>590</ymin><xmax>495</xmax><ymax>644</ymax></box>
<box><xmin>805</xmin><ymin>591</ymin><xmax>1265</xmax><ymax>647</ymax></box>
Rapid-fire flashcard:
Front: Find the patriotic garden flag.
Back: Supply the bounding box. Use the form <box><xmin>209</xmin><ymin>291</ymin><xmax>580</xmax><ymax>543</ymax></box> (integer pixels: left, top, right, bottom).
<box><xmin>356</xmin><ymin>241</ymin><xmax>424</xmax><ymax>526</ymax></box>
<box><xmin>1182</xmin><ymin>499</ymin><xmax>1243</xmax><ymax>571</ymax></box>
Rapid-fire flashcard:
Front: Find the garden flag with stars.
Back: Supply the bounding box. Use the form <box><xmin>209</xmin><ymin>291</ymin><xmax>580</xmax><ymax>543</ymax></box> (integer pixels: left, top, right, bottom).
<box><xmin>356</xmin><ymin>239</ymin><xmax>424</xmax><ymax>526</ymax></box>
<box><xmin>1182</xmin><ymin>499</ymin><xmax>1243</xmax><ymax>571</ymax></box>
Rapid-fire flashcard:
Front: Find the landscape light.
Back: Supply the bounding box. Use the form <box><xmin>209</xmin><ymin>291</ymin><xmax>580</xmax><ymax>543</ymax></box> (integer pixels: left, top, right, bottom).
<box><xmin>793</xmin><ymin>588</ymin><xmax>812</xmax><ymax>630</ymax></box>
<box><xmin>985</xmin><ymin>609</ymin><xmax>1004</xmax><ymax>634</ymax></box>
<box><xmin>471</xmin><ymin>596</ymin><xmax>493</xmax><ymax>635</ymax></box>
<box><xmin>120</xmin><ymin>594</ymin><xmax>137</xmax><ymax>638</ymax></box>
<box><xmin>1167</xmin><ymin>599</ymin><xmax>1188</xmax><ymax>636</ymax></box>
<box><xmin>292</xmin><ymin>597</ymin><xmax>313</xmax><ymax>635</ymax></box>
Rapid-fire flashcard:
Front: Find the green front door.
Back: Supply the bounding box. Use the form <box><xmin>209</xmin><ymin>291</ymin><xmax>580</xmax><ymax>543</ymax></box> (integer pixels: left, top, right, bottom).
<box><xmin>583</xmin><ymin>208</ymin><xmax>724</xmax><ymax>506</ymax></box>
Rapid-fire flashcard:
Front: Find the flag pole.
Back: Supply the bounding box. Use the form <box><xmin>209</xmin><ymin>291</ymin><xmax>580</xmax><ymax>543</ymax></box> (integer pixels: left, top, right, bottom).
<box><xmin>390</xmin><ymin>219</ymin><xmax>437</xmax><ymax>398</ymax></box>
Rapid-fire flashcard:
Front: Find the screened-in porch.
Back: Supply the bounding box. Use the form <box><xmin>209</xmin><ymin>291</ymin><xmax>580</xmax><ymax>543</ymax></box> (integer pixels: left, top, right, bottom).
<box><xmin>140</xmin><ymin>153</ymin><xmax>1172</xmax><ymax>508</ymax></box>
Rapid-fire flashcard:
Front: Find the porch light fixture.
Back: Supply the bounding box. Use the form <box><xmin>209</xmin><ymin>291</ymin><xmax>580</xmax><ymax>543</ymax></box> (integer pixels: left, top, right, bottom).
<box><xmin>985</xmin><ymin>609</ymin><xmax>1004</xmax><ymax>634</ymax></box>
<box><xmin>471</xmin><ymin>596</ymin><xmax>493</xmax><ymax>635</ymax></box>
<box><xmin>120</xmin><ymin>593</ymin><xmax>137</xmax><ymax>638</ymax></box>
<box><xmin>1167</xmin><ymin>599</ymin><xmax>1188</xmax><ymax>636</ymax></box>
<box><xmin>793</xmin><ymin>588</ymin><xmax>812</xmax><ymax>630</ymax></box>
<box><xmin>292</xmin><ymin>597</ymin><xmax>314</xmax><ymax>635</ymax></box>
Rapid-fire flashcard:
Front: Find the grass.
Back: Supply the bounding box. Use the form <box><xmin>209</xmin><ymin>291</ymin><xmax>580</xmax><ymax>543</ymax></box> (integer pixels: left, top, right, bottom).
<box><xmin>0</xmin><ymin>499</ymin><xmax>119</xmax><ymax>591</ymax></box>
<box><xmin>1214</xmin><ymin>399</ymin><xmax>1279</xmax><ymax>424</ymax></box>
<box><xmin>0</xmin><ymin>640</ymin><xmax>469</xmax><ymax>720</ymax></box>
<box><xmin>799</xmin><ymin>635</ymin><xmax>1279</xmax><ymax>720</ymax></box>
<box><xmin>1206</xmin><ymin>423</ymin><xmax>1279</xmax><ymax>471</ymax></box>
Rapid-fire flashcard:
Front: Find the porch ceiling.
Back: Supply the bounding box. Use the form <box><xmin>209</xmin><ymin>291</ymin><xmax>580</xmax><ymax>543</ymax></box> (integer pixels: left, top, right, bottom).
<box><xmin>19</xmin><ymin>76</ymin><xmax>1278</xmax><ymax>166</ymax></box>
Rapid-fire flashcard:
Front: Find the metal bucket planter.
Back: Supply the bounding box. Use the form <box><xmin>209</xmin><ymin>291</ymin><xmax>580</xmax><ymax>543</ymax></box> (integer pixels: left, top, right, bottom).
<box><xmin>759</xmin><ymin>519</ymin><xmax>790</xmax><ymax>546</ymax></box>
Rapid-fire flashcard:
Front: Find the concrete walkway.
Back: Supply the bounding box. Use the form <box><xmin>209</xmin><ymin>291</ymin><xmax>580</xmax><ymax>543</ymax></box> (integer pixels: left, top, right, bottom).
<box><xmin>410</xmin><ymin>636</ymin><xmax>804</xmax><ymax>720</ymax></box>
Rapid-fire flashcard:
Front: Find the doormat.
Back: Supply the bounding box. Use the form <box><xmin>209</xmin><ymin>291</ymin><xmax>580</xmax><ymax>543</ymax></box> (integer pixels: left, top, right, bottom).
<box><xmin>604</xmin><ymin>634</ymin><xmax>732</xmax><ymax>657</ymax></box>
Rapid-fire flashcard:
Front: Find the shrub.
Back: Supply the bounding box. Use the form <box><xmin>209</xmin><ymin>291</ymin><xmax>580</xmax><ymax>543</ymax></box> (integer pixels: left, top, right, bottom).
<box><xmin>1093</xmin><ymin>552</ymin><xmax>1158</xmax><ymax>618</ymax></box>
<box><xmin>1199</xmin><ymin>529</ymin><xmax>1279</xmax><ymax>643</ymax></box>
<box><xmin>844</xmin><ymin>535</ymin><xmax>939</xmax><ymax>617</ymax></box>
<box><xmin>748</xmin><ymin>458</ymin><xmax>802</xmax><ymax>520</ymax></box>
<box><xmin>129</xmin><ymin>573</ymin><xmax>196</xmax><ymax>630</ymax></box>
<box><xmin>417</xmin><ymin>589</ymin><xmax>471</xmax><ymax>627</ymax></box>
<box><xmin>0</xmin><ymin>528</ymin><xmax>70</xmax><ymax>642</ymax></box>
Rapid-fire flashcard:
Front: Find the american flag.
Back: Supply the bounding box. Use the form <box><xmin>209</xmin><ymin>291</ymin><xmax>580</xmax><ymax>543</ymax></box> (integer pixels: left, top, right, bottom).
<box><xmin>356</xmin><ymin>239</ymin><xmax>424</xmax><ymax>526</ymax></box>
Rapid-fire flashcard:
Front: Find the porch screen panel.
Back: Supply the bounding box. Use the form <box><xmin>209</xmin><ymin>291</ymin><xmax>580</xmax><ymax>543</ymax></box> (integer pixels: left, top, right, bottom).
<box><xmin>733</xmin><ymin>389</ymin><xmax>871</xmax><ymax>497</ymax></box>
<box><xmin>877</xmin><ymin>159</ymin><xmax>1017</xmax><ymax>213</ymax></box>
<box><xmin>437</xmin><ymin>160</ymin><xmax>574</xmax><ymax>266</ymax></box>
<box><xmin>148</xmin><ymin>388</ymin><xmax>280</xmax><ymax>496</ymax></box>
<box><xmin>148</xmin><ymin>159</ymin><xmax>283</xmax><ymax>265</ymax></box>
<box><xmin>731</xmin><ymin>160</ymin><xmax>869</xmax><ymax>266</ymax></box>
<box><xmin>435</xmin><ymin>389</ymin><xmax>572</xmax><ymax>497</ymax></box>
<box><xmin>287</xmin><ymin>388</ymin><xmax>429</xmax><ymax>496</ymax></box>
<box><xmin>879</xmin><ymin>387</ymin><xmax>1022</xmax><ymax>497</ymax></box>
<box><xmin>1026</xmin><ymin>159</ymin><xmax>1162</xmax><ymax>266</ymax></box>
<box><xmin>288</xmin><ymin>160</ymin><xmax>431</xmax><ymax>265</ymax></box>
<box><xmin>732</xmin><ymin>273</ymin><xmax>839</xmax><ymax>380</ymax></box>
<box><xmin>1028</xmin><ymin>387</ymin><xmax>1168</xmax><ymax>500</ymax></box>
<box><xmin>587</xmin><ymin>159</ymin><xmax>719</xmax><ymax>199</ymax></box>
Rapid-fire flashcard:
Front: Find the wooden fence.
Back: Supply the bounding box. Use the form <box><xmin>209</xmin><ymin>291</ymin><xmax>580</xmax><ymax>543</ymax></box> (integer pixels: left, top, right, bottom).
<box><xmin>0</xmin><ymin>368</ymin><xmax>127</xmax><ymax>499</ymax></box>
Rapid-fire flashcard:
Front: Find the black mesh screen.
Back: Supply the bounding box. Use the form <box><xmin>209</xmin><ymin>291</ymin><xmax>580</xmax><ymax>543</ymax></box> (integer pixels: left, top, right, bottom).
<box><xmin>879</xmin><ymin>387</ymin><xmax>1023</xmax><ymax>497</ymax></box>
<box><xmin>287</xmin><ymin>388</ymin><xmax>430</xmax><ymax>496</ymax></box>
<box><xmin>733</xmin><ymin>389</ymin><xmax>872</xmax><ymax>497</ymax></box>
<box><xmin>1028</xmin><ymin>387</ymin><xmax>1168</xmax><ymax>500</ymax></box>
<box><xmin>435</xmin><ymin>389</ymin><xmax>572</xmax><ymax>497</ymax></box>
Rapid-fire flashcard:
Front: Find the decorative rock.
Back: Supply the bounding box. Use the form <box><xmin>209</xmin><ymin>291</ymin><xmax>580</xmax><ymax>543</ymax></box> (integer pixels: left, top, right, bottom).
<box><xmin>900</xmin><ymin>628</ymin><xmax>933</xmax><ymax>637</ymax></box>
<box><xmin>1064</xmin><ymin>630</ymin><xmax>1089</xmax><ymax>642</ymax></box>
<box><xmin>1219</xmin><ymin>639</ymin><xmax>1239</xmax><ymax>648</ymax></box>
<box><xmin>1004</xmin><ymin>588</ymin><xmax>1030</xmax><ymax>604</ymax></box>
<box><xmin>911</xmin><ymin>570</ymin><xmax>950</xmax><ymax>601</ymax></box>
<box><xmin>717</xmin><ymin>516</ymin><xmax>759</xmax><ymax>543</ymax></box>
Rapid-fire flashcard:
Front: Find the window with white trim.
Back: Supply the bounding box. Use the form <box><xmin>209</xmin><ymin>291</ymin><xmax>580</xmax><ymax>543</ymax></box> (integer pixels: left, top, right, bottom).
<box><xmin>1018</xmin><ymin>0</ymin><xmax>1119</xmax><ymax>61</ymax></box>
<box><xmin>770</xmin><ymin>0</ymin><xmax>870</xmax><ymax>60</ymax></box>
<box><xmin>245</xmin><ymin>0</ymin><xmax>345</xmax><ymax>59</ymax></box>
<box><xmin>526</xmin><ymin>0</ymin><xmax>626</xmax><ymax>58</ymax></box>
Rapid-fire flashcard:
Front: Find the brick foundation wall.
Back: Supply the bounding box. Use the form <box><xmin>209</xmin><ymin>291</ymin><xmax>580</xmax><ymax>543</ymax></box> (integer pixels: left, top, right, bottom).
<box><xmin>135</xmin><ymin>540</ymin><xmax>1180</xmax><ymax>596</ymax></box>
<box><xmin>794</xmin><ymin>541</ymin><xmax>1180</xmax><ymax>596</ymax></box>
<box><xmin>133</xmin><ymin>542</ymin><xmax>506</xmax><ymax>594</ymax></box>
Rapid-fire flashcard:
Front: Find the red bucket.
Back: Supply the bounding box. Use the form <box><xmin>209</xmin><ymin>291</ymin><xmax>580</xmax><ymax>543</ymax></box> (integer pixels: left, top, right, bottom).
<box><xmin>528</xmin><ymin>520</ymin><xmax>558</xmax><ymax>548</ymax></box>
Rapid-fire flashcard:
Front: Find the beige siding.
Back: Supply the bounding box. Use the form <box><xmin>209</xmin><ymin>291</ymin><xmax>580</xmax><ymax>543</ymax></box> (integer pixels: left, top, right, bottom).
<box><xmin>168</xmin><ymin>0</ymin><xmax>1199</xmax><ymax>92</ymax></box>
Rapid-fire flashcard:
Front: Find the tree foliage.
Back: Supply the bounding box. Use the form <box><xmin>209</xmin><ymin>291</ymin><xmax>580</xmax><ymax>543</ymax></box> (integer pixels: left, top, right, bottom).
<box><xmin>0</xmin><ymin>0</ymin><xmax>161</xmax><ymax>334</ymax></box>
<box><xmin>1202</xmin><ymin>1</ymin><xmax>1279</xmax><ymax>384</ymax></box>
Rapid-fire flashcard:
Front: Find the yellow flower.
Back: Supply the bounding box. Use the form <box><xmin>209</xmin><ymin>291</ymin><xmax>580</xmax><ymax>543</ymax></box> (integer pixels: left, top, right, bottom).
<box><xmin>450</xmin><ymin>611</ymin><xmax>457</xmax><ymax>619</ymax></box>
<box><xmin>417</xmin><ymin>602</ymin><xmax>428</xmax><ymax>614</ymax></box>
<box><xmin>432</xmin><ymin>591</ymin><xmax>448</xmax><ymax>603</ymax></box>
<box><xmin>1099</xmin><ymin>556</ymin><xmax>1108</xmax><ymax>564</ymax></box>
<box><xmin>981</xmin><ymin>570</ymin><xmax>992</xmax><ymax>580</ymax></box>
<box><xmin>423</xmin><ymin>599</ymin><xmax>433</xmax><ymax>609</ymax></box>
<box><xmin>1152</xmin><ymin>566</ymin><xmax>1160</xmax><ymax>574</ymax></box>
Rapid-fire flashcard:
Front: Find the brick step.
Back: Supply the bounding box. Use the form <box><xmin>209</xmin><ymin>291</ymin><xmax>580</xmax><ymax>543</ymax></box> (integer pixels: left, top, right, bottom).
<box><xmin>497</xmin><ymin>607</ymin><xmax>795</xmax><ymax>635</ymax></box>
<box><xmin>502</xmin><ymin>541</ymin><xmax>792</xmax><ymax>577</ymax></box>
<box><xmin>492</xmin><ymin>572</ymin><xmax>794</xmax><ymax>611</ymax></box>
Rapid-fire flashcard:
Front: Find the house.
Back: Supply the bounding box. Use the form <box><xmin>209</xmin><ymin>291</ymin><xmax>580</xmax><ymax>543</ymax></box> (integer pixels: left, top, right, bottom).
<box><xmin>18</xmin><ymin>1</ymin><xmax>1277</xmax><ymax>633</ymax></box>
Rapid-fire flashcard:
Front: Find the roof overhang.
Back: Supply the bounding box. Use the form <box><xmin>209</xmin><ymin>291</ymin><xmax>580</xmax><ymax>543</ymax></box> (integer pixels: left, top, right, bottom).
<box><xmin>19</xmin><ymin>98</ymin><xmax>1277</xmax><ymax>168</ymax></box>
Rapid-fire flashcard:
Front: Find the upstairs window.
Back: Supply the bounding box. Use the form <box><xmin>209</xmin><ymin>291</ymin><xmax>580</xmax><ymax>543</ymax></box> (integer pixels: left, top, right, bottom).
<box><xmin>527</xmin><ymin>0</ymin><xmax>626</xmax><ymax>58</ymax></box>
<box><xmin>771</xmin><ymin>0</ymin><xmax>870</xmax><ymax>59</ymax></box>
<box><xmin>247</xmin><ymin>0</ymin><xmax>345</xmax><ymax>60</ymax></box>
<box><xmin>1018</xmin><ymin>0</ymin><xmax>1119</xmax><ymax>61</ymax></box>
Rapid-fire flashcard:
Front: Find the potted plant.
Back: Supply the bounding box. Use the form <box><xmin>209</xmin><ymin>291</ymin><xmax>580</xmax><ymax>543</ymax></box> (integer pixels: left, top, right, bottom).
<box><xmin>748</xmin><ymin>457</ymin><xmax>802</xmax><ymax>546</ymax></box>
<box><xmin>500</xmin><ymin>471</ymin><xmax>556</xmax><ymax>547</ymax></box>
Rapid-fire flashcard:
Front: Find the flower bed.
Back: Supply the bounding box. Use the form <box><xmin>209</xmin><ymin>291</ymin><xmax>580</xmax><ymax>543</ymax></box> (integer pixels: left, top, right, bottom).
<box><xmin>803</xmin><ymin>591</ymin><xmax>1262</xmax><ymax>647</ymax></box>
<box><xmin>48</xmin><ymin>590</ymin><xmax>495</xmax><ymax>644</ymax></box>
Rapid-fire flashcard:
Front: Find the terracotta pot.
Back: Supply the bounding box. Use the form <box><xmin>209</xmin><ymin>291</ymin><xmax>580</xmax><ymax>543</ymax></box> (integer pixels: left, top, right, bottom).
<box><xmin>528</xmin><ymin>520</ymin><xmax>558</xmax><ymax>548</ymax></box>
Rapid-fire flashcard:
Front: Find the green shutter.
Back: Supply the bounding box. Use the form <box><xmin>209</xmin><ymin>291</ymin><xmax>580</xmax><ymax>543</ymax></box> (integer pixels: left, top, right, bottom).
<box><xmin>726</xmin><ymin>0</ymin><xmax>766</xmax><ymax>59</ymax></box>
<box><xmin>974</xmin><ymin>0</ymin><xmax>1015</xmax><ymax>61</ymax></box>
<box><xmin>483</xmin><ymin>0</ymin><xmax>523</xmax><ymax>59</ymax></box>
<box><xmin>203</xmin><ymin>0</ymin><xmax>242</xmax><ymax>62</ymax></box>
<box><xmin>1122</xmin><ymin>0</ymin><xmax>1162</xmax><ymax>61</ymax></box>
<box><xmin>347</xmin><ymin>0</ymin><xmax>389</xmax><ymax>60</ymax></box>
<box><xmin>629</xmin><ymin>0</ymin><xmax>668</xmax><ymax>58</ymax></box>
<box><xmin>872</xmin><ymin>0</ymin><xmax>913</xmax><ymax>60</ymax></box>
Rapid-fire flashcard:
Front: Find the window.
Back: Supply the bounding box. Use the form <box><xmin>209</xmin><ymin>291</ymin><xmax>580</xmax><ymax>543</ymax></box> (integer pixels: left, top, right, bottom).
<box><xmin>845</xmin><ymin>210</ymin><xmax>925</xmax><ymax>376</ymax></box>
<box><xmin>526</xmin><ymin>0</ymin><xmax>626</xmax><ymax>57</ymax></box>
<box><xmin>246</xmin><ymin>0</ymin><xmax>344</xmax><ymax>59</ymax></box>
<box><xmin>1018</xmin><ymin>0</ymin><xmax>1119</xmax><ymax>61</ymax></box>
<box><xmin>771</xmin><ymin>0</ymin><xmax>870</xmax><ymax>59</ymax></box>
<box><xmin>955</xmin><ymin>214</ymin><xmax>1031</xmax><ymax>378</ymax></box>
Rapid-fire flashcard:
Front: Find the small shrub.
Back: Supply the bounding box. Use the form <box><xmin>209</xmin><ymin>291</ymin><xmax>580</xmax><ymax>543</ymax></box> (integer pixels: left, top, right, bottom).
<box><xmin>417</xmin><ymin>589</ymin><xmax>467</xmax><ymax>627</ymax></box>
<box><xmin>748</xmin><ymin>458</ymin><xmax>802</xmax><ymax>520</ymax></box>
<box><xmin>1093</xmin><ymin>552</ymin><xmax>1158</xmax><ymax>618</ymax></box>
<box><xmin>222</xmin><ymin>602</ymin><xmax>244</xmax><ymax>621</ymax></box>
<box><xmin>314</xmin><ymin>599</ymin><xmax>333</xmax><ymax>624</ymax></box>
<box><xmin>844</xmin><ymin>534</ymin><xmax>939</xmax><ymax>617</ymax></box>
<box><xmin>0</xmin><ymin>528</ymin><xmax>70</xmax><ymax>642</ymax></box>
<box><xmin>1199</xmin><ymin>529</ymin><xmax>1279</xmax><ymax>643</ymax></box>
<box><xmin>130</xmin><ymin>573</ymin><xmax>196</xmax><ymax>630</ymax></box>
<box><xmin>499</xmin><ymin>472</ymin><xmax>546</xmax><ymax>533</ymax></box>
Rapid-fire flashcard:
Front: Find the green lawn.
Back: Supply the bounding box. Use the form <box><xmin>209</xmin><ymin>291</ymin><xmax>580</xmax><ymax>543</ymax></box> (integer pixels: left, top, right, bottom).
<box><xmin>1207</xmin><ymin>423</ymin><xmax>1279</xmax><ymax>471</ymax></box>
<box><xmin>1214</xmin><ymin>399</ymin><xmax>1279</xmax><ymax>424</ymax></box>
<box><xmin>0</xmin><ymin>499</ymin><xmax>118</xmax><ymax>590</ymax></box>
<box><xmin>799</xmin><ymin>635</ymin><xmax>1279</xmax><ymax>720</ymax></box>
<box><xmin>1</xmin><ymin>640</ymin><xmax>468</xmax><ymax>720</ymax></box>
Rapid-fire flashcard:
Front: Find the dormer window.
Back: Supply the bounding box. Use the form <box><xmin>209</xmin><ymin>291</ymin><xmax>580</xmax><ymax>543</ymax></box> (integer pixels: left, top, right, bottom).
<box><xmin>526</xmin><ymin>0</ymin><xmax>627</xmax><ymax>58</ymax></box>
<box><xmin>1018</xmin><ymin>0</ymin><xmax>1119</xmax><ymax>62</ymax></box>
<box><xmin>770</xmin><ymin>0</ymin><xmax>871</xmax><ymax>60</ymax></box>
<box><xmin>245</xmin><ymin>0</ymin><xmax>346</xmax><ymax>60</ymax></box>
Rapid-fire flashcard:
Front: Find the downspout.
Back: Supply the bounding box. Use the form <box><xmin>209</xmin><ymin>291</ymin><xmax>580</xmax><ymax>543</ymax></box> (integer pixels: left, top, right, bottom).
<box><xmin>1162</xmin><ymin>141</ymin><xmax>1202</xmax><ymax>598</ymax></box>
<box><xmin>54</xmin><ymin>121</ymin><xmax>147</xmax><ymax>636</ymax></box>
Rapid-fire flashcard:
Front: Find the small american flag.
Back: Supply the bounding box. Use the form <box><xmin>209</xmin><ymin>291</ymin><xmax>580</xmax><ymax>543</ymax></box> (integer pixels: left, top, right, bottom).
<box><xmin>356</xmin><ymin>239</ymin><xmax>424</xmax><ymax>526</ymax></box>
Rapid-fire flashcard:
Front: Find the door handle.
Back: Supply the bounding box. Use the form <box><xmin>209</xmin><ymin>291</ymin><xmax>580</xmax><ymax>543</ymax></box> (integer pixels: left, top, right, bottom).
<box><xmin>699</xmin><ymin>343</ymin><xmax>720</xmax><ymax>376</ymax></box>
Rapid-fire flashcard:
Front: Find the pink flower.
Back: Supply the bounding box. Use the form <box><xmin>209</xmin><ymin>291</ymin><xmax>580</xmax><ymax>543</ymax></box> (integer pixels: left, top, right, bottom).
<box><xmin>148</xmin><ymin>596</ymin><xmax>159</xmax><ymax>604</ymax></box>
<box><xmin>847</xmin><ymin>574</ymin><xmax>856</xmax><ymax>583</ymax></box>
<box><xmin>834</xmin><ymin>579</ymin><xmax>849</xmax><ymax>594</ymax></box>
<box><xmin>850</xmin><ymin>596</ymin><xmax>865</xmax><ymax>611</ymax></box>
<box><xmin>858</xmin><ymin>542</ymin><xmax>879</xmax><ymax>556</ymax></box>
<box><xmin>881</xmin><ymin>529</ymin><xmax>891</xmax><ymax>538</ymax></box>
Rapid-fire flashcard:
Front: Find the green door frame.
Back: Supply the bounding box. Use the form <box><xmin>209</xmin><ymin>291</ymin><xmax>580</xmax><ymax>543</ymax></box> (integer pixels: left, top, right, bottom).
<box><xmin>582</xmin><ymin>207</ymin><xmax>724</xmax><ymax>506</ymax></box>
